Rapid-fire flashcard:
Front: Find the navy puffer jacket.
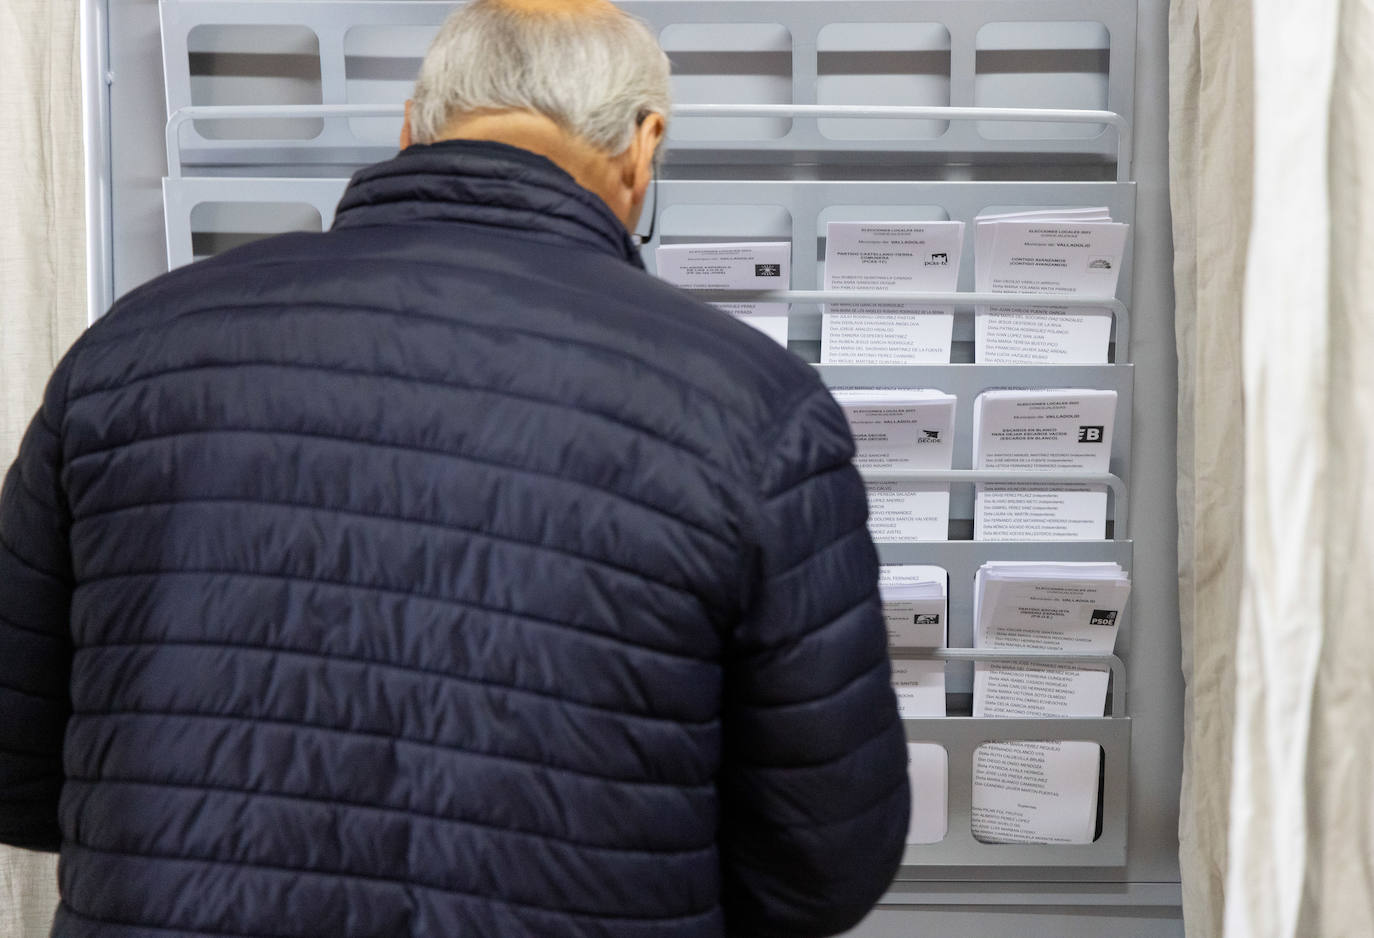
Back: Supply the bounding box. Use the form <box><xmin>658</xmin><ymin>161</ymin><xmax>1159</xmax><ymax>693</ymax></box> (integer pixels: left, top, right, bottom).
<box><xmin>0</xmin><ymin>140</ymin><xmax>909</xmax><ymax>938</ymax></box>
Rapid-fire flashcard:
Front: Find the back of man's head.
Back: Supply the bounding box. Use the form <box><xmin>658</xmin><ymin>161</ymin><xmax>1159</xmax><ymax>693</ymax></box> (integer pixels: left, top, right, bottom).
<box><xmin>410</xmin><ymin>0</ymin><xmax>671</xmax><ymax>157</ymax></box>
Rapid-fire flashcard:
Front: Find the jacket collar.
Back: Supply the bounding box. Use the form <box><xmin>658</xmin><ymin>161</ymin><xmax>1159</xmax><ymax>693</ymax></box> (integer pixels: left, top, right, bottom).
<box><xmin>332</xmin><ymin>139</ymin><xmax>644</xmax><ymax>268</ymax></box>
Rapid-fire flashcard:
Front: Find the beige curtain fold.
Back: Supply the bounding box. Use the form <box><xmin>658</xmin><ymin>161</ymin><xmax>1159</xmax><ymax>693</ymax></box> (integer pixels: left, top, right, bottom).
<box><xmin>0</xmin><ymin>853</ymin><xmax>60</xmax><ymax>938</ymax></box>
<box><xmin>0</xmin><ymin>0</ymin><xmax>88</xmax><ymax>934</ymax></box>
<box><xmin>1305</xmin><ymin>2</ymin><xmax>1374</xmax><ymax>932</ymax></box>
<box><xmin>1269</xmin><ymin>0</ymin><xmax>1374</xmax><ymax>933</ymax></box>
<box><xmin>1</xmin><ymin>3</ymin><xmax>89</xmax><ymax>460</ymax></box>
<box><xmin>1173</xmin><ymin>0</ymin><xmax>1374</xmax><ymax>934</ymax></box>
<box><xmin>1167</xmin><ymin>1</ymin><xmax>1251</xmax><ymax>934</ymax></box>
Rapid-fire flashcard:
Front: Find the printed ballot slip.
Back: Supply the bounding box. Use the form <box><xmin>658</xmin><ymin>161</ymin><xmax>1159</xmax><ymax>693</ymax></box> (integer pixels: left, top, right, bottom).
<box><xmin>897</xmin><ymin>670</ymin><xmax>950</xmax><ymax>846</ymax></box>
<box><xmin>833</xmin><ymin>389</ymin><xmax>956</xmax><ymax>542</ymax></box>
<box><xmin>973</xmin><ymin>208</ymin><xmax>1126</xmax><ymax>364</ymax></box>
<box><xmin>971</xmin><ymin>739</ymin><xmax>1103</xmax><ymax>845</ymax></box>
<box><xmin>891</xmin><ymin>658</ymin><xmax>947</xmax><ymax>720</ymax></box>
<box><xmin>879</xmin><ymin>564</ymin><xmax>948</xmax><ymax>647</ymax></box>
<box><xmin>882</xmin><ymin>562</ymin><xmax>951</xmax><ymax>845</ymax></box>
<box><xmin>972</xmin><ymin>388</ymin><xmax>1117</xmax><ymax>541</ymax></box>
<box><xmin>821</xmin><ymin>221</ymin><xmax>964</xmax><ymax>364</ymax></box>
<box><xmin>655</xmin><ymin>242</ymin><xmax>791</xmax><ymax>346</ymax></box>
<box><xmin>969</xmin><ymin>561</ymin><xmax>1130</xmax><ymax>845</ymax></box>
<box><xmin>971</xmin><ymin>561</ymin><xmax>1130</xmax><ymax>718</ymax></box>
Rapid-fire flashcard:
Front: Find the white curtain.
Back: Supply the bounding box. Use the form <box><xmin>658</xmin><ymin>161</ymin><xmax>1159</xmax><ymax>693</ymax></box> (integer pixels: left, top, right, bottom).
<box><xmin>1227</xmin><ymin>0</ymin><xmax>1374</xmax><ymax>935</ymax></box>
<box><xmin>0</xmin><ymin>0</ymin><xmax>88</xmax><ymax>934</ymax></box>
<box><xmin>1172</xmin><ymin>0</ymin><xmax>1374</xmax><ymax>935</ymax></box>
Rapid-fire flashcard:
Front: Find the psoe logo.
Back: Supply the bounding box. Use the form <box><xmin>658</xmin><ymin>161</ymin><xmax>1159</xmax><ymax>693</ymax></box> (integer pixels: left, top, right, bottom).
<box><xmin>754</xmin><ymin>263</ymin><xmax>782</xmax><ymax>277</ymax></box>
<box><xmin>1077</xmin><ymin>425</ymin><xmax>1104</xmax><ymax>443</ymax></box>
<box><xmin>917</xmin><ymin>429</ymin><xmax>942</xmax><ymax>443</ymax></box>
<box><xmin>914</xmin><ymin>614</ymin><xmax>941</xmax><ymax>626</ymax></box>
<box><xmin>925</xmin><ymin>252</ymin><xmax>949</xmax><ymax>266</ymax></box>
<box><xmin>1088</xmin><ymin>257</ymin><xmax>1114</xmax><ymax>270</ymax></box>
<box><xmin>1089</xmin><ymin>609</ymin><xmax>1118</xmax><ymax>627</ymax></box>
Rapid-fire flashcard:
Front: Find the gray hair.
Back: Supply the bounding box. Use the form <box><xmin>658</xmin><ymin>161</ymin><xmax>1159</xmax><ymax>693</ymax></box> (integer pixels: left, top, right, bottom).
<box><xmin>410</xmin><ymin>0</ymin><xmax>672</xmax><ymax>155</ymax></box>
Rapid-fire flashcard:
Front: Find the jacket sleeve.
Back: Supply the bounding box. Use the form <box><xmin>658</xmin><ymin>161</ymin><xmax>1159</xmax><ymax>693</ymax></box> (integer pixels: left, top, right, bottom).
<box><xmin>719</xmin><ymin>383</ymin><xmax>910</xmax><ymax>938</ymax></box>
<box><xmin>0</xmin><ymin>357</ymin><xmax>76</xmax><ymax>852</ymax></box>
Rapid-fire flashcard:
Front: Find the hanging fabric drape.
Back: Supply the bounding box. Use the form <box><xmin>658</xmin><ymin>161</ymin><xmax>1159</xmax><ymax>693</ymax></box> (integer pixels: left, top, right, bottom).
<box><xmin>0</xmin><ymin>853</ymin><xmax>61</xmax><ymax>938</ymax></box>
<box><xmin>0</xmin><ymin>0</ymin><xmax>88</xmax><ymax>934</ymax></box>
<box><xmin>0</xmin><ymin>3</ymin><xmax>89</xmax><ymax>458</ymax></box>
<box><xmin>1225</xmin><ymin>0</ymin><xmax>1340</xmax><ymax>931</ymax></box>
<box><xmin>1227</xmin><ymin>0</ymin><xmax>1374</xmax><ymax>934</ymax></box>
<box><xmin>1304</xmin><ymin>1</ymin><xmax>1374</xmax><ymax>929</ymax></box>
<box><xmin>1167</xmin><ymin>0</ymin><xmax>1251</xmax><ymax>934</ymax></box>
<box><xmin>1172</xmin><ymin>0</ymin><xmax>1374</xmax><ymax>934</ymax></box>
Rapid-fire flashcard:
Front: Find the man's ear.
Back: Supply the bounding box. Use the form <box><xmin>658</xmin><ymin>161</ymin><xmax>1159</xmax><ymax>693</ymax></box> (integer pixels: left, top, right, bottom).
<box><xmin>400</xmin><ymin>100</ymin><xmax>415</xmax><ymax>150</ymax></box>
<box><xmin>625</xmin><ymin>112</ymin><xmax>666</xmax><ymax>199</ymax></box>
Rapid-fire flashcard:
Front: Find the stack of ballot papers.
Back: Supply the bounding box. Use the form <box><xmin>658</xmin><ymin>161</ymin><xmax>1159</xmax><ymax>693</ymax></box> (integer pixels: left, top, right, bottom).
<box><xmin>820</xmin><ymin>221</ymin><xmax>965</xmax><ymax>364</ymax></box>
<box><xmin>832</xmin><ymin>389</ymin><xmax>957</xmax><ymax>542</ymax></box>
<box><xmin>970</xmin><ymin>561</ymin><xmax>1131</xmax><ymax>845</ymax></box>
<box><xmin>973</xmin><ymin>207</ymin><xmax>1128</xmax><ymax>364</ymax></box>
<box><xmin>880</xmin><ymin>565</ymin><xmax>948</xmax><ymax>715</ymax></box>
<box><xmin>879</xmin><ymin>564</ymin><xmax>948</xmax><ymax>649</ymax></box>
<box><xmin>972</xmin><ymin>388</ymin><xmax>1117</xmax><ymax>541</ymax></box>
<box><xmin>655</xmin><ymin>242</ymin><xmax>792</xmax><ymax>346</ymax></box>
<box><xmin>879</xmin><ymin>564</ymin><xmax>950</xmax><ymax>845</ymax></box>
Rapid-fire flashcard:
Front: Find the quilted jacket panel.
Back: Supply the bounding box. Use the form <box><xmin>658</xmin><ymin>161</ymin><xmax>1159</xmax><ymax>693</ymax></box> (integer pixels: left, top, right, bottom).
<box><xmin>0</xmin><ymin>140</ymin><xmax>909</xmax><ymax>938</ymax></box>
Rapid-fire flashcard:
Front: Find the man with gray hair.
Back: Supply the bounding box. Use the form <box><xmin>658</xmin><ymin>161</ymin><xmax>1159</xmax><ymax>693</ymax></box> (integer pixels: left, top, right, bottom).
<box><xmin>0</xmin><ymin>1</ymin><xmax>909</xmax><ymax>935</ymax></box>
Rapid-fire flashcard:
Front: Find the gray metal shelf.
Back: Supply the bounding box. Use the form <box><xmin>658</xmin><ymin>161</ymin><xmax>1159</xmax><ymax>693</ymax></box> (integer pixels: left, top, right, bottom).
<box><xmin>158</xmin><ymin>0</ymin><xmax>1135</xmax><ymax>171</ymax></box>
<box><xmin>876</xmin><ymin>539</ymin><xmax>1135</xmax><ymax>659</ymax></box>
<box><xmin>163</xmin><ymin>104</ymin><xmax>1126</xmax><ymax>181</ymax></box>
<box><xmin>899</xmin><ymin>712</ymin><xmax>1131</xmax><ymax>869</ymax></box>
<box><xmin>647</xmin><ymin>178</ymin><xmax>1137</xmax><ymax>345</ymax></box>
<box><xmin>163</xmin><ymin>175</ymin><xmax>1137</xmax><ymax>346</ymax></box>
<box><xmin>819</xmin><ymin>362</ymin><xmax>1133</xmax><ymax>478</ymax></box>
<box><xmin>860</xmin><ymin>469</ymin><xmax>1129</xmax><ymax>538</ymax></box>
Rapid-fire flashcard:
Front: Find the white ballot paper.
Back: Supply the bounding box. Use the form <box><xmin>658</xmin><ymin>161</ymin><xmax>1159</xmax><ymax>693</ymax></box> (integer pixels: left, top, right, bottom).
<box><xmin>879</xmin><ymin>564</ymin><xmax>948</xmax><ymax>647</ymax></box>
<box><xmin>833</xmin><ymin>389</ymin><xmax>957</xmax><ymax>542</ymax></box>
<box><xmin>972</xmin><ymin>562</ymin><xmax>1130</xmax><ymax>714</ymax></box>
<box><xmin>891</xmin><ymin>658</ymin><xmax>947</xmax><ymax>720</ymax></box>
<box><xmin>972</xmin><ymin>388</ymin><xmax>1116</xmax><ymax>541</ymax></box>
<box><xmin>973</xmin><ymin>208</ymin><xmax>1126</xmax><ymax>364</ymax></box>
<box><xmin>882</xmin><ymin>557</ymin><xmax>949</xmax><ymax>847</ymax></box>
<box><xmin>655</xmin><ymin>242</ymin><xmax>791</xmax><ymax>346</ymax></box>
<box><xmin>973</xmin><ymin>208</ymin><xmax>1113</xmax><ymax>274</ymax></box>
<box><xmin>821</xmin><ymin>221</ymin><xmax>965</xmax><ymax>364</ymax></box>
<box><xmin>907</xmin><ymin>742</ymin><xmax>950</xmax><ymax>845</ymax></box>
<box><xmin>880</xmin><ymin>565</ymin><xmax>949</xmax><ymax>843</ymax></box>
<box><xmin>970</xmin><ymin>562</ymin><xmax>1131</xmax><ymax>844</ymax></box>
